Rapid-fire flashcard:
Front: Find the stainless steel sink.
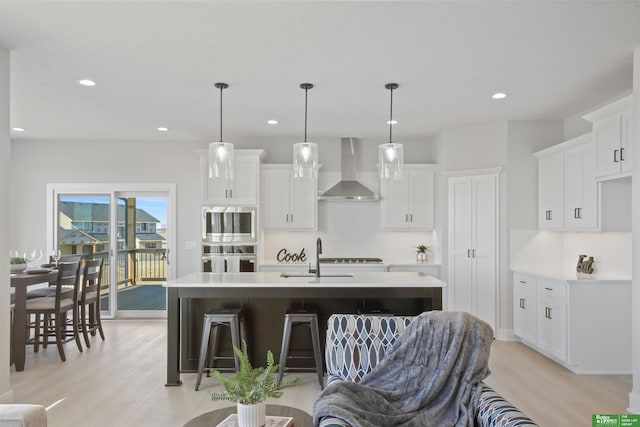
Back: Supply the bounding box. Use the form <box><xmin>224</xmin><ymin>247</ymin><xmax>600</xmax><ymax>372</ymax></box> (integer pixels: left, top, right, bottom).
<box><xmin>280</xmin><ymin>273</ymin><xmax>354</xmax><ymax>278</ymax></box>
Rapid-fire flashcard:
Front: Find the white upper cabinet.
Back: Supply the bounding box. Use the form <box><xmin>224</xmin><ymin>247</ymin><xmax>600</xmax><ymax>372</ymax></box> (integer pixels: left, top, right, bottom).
<box><xmin>200</xmin><ymin>150</ymin><xmax>264</xmax><ymax>206</ymax></box>
<box><xmin>380</xmin><ymin>165</ymin><xmax>436</xmax><ymax>231</ymax></box>
<box><xmin>262</xmin><ymin>165</ymin><xmax>317</xmax><ymax>231</ymax></box>
<box><xmin>563</xmin><ymin>141</ymin><xmax>598</xmax><ymax>229</ymax></box>
<box><xmin>582</xmin><ymin>94</ymin><xmax>633</xmax><ymax>181</ymax></box>
<box><xmin>536</xmin><ymin>133</ymin><xmax>598</xmax><ymax>231</ymax></box>
<box><xmin>538</xmin><ymin>151</ymin><xmax>565</xmax><ymax>230</ymax></box>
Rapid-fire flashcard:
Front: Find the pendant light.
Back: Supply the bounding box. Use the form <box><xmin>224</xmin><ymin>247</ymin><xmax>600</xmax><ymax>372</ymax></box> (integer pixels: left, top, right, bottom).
<box><xmin>293</xmin><ymin>83</ymin><xmax>318</xmax><ymax>179</ymax></box>
<box><xmin>378</xmin><ymin>83</ymin><xmax>404</xmax><ymax>180</ymax></box>
<box><xmin>208</xmin><ymin>82</ymin><xmax>234</xmax><ymax>180</ymax></box>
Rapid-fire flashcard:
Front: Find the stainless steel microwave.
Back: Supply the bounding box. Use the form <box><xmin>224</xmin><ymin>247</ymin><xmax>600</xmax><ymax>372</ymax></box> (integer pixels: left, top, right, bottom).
<box><xmin>202</xmin><ymin>206</ymin><xmax>257</xmax><ymax>243</ymax></box>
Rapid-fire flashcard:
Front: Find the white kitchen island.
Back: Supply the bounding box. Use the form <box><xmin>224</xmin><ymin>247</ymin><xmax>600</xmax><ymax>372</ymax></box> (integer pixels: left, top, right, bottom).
<box><xmin>164</xmin><ymin>271</ymin><xmax>445</xmax><ymax>386</ymax></box>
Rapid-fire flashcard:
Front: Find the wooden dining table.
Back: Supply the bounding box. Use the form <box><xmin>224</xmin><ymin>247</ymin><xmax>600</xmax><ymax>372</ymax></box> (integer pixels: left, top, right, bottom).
<box><xmin>10</xmin><ymin>269</ymin><xmax>57</xmax><ymax>371</ymax></box>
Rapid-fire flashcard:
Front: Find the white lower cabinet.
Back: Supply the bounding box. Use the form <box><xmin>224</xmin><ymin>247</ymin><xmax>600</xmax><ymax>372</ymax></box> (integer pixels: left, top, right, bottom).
<box><xmin>512</xmin><ymin>274</ymin><xmax>536</xmax><ymax>346</ymax></box>
<box><xmin>535</xmin><ymin>278</ymin><xmax>567</xmax><ymax>363</ymax></box>
<box><xmin>513</xmin><ymin>271</ymin><xmax>631</xmax><ymax>374</ymax></box>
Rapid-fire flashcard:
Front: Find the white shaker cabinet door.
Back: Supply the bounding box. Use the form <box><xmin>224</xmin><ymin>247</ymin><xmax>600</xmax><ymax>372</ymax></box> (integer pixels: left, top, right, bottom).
<box><xmin>538</xmin><ymin>152</ymin><xmax>564</xmax><ymax>230</ymax></box>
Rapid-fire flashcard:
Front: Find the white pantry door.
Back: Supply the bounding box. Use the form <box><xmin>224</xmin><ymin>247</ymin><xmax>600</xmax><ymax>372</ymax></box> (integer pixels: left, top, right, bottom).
<box><xmin>448</xmin><ymin>173</ymin><xmax>498</xmax><ymax>334</ymax></box>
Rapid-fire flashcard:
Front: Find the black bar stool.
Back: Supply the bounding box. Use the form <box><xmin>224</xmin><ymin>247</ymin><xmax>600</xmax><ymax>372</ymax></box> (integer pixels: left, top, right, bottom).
<box><xmin>277</xmin><ymin>308</ymin><xmax>324</xmax><ymax>390</ymax></box>
<box><xmin>195</xmin><ymin>307</ymin><xmax>246</xmax><ymax>391</ymax></box>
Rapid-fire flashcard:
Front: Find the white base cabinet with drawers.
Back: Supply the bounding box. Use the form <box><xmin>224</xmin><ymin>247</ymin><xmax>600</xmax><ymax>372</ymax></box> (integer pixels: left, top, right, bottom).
<box><xmin>513</xmin><ymin>271</ymin><xmax>631</xmax><ymax>374</ymax></box>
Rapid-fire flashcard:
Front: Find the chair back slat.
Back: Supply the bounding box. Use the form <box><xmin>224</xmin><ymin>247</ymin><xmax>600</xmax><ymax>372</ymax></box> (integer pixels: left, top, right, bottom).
<box><xmin>55</xmin><ymin>261</ymin><xmax>81</xmax><ymax>306</ymax></box>
<box><xmin>82</xmin><ymin>259</ymin><xmax>103</xmax><ymax>296</ymax></box>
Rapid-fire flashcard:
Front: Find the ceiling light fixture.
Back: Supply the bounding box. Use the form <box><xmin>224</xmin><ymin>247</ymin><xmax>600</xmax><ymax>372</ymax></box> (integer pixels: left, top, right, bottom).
<box><xmin>378</xmin><ymin>83</ymin><xmax>404</xmax><ymax>180</ymax></box>
<box><xmin>208</xmin><ymin>82</ymin><xmax>234</xmax><ymax>180</ymax></box>
<box><xmin>267</xmin><ymin>119</ymin><xmax>278</xmax><ymax>125</ymax></box>
<box><xmin>387</xmin><ymin>120</ymin><xmax>398</xmax><ymax>125</ymax></box>
<box><xmin>492</xmin><ymin>92</ymin><xmax>507</xmax><ymax>99</ymax></box>
<box><xmin>157</xmin><ymin>127</ymin><xmax>169</xmax><ymax>132</ymax></box>
<box><xmin>293</xmin><ymin>83</ymin><xmax>318</xmax><ymax>179</ymax></box>
<box><xmin>78</xmin><ymin>79</ymin><xmax>97</xmax><ymax>87</ymax></box>
<box><xmin>12</xmin><ymin>127</ymin><xmax>25</xmax><ymax>132</ymax></box>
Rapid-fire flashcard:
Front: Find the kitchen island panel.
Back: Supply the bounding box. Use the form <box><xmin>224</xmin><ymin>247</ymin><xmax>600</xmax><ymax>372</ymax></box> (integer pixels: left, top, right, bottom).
<box><xmin>165</xmin><ymin>272</ymin><xmax>445</xmax><ymax>386</ymax></box>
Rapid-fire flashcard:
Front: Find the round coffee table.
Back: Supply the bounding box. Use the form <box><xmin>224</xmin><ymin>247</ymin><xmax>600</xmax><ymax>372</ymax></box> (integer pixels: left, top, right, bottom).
<box><xmin>184</xmin><ymin>404</ymin><xmax>313</xmax><ymax>427</ymax></box>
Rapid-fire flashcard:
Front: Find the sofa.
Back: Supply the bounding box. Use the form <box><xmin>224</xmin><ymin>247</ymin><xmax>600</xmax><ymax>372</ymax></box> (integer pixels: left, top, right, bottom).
<box><xmin>316</xmin><ymin>314</ymin><xmax>537</xmax><ymax>427</ymax></box>
<box><xmin>0</xmin><ymin>404</ymin><xmax>47</xmax><ymax>427</ymax></box>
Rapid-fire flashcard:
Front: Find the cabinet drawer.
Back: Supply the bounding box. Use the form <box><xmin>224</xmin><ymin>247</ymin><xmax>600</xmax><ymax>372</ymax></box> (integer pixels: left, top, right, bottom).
<box><xmin>537</xmin><ymin>278</ymin><xmax>566</xmax><ymax>301</ymax></box>
<box><xmin>513</xmin><ymin>272</ymin><xmax>537</xmax><ymax>292</ymax></box>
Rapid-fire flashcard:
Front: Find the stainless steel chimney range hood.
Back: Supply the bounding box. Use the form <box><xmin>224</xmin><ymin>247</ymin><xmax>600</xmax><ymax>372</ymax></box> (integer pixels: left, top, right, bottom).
<box><xmin>318</xmin><ymin>137</ymin><xmax>380</xmax><ymax>201</ymax></box>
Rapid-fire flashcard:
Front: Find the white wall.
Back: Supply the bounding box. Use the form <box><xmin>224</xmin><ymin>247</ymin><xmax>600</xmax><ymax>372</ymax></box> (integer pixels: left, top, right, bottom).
<box><xmin>563</xmin><ymin>113</ymin><xmax>592</xmax><ymax>140</ymax></box>
<box><xmin>0</xmin><ymin>45</ymin><xmax>13</xmax><ymax>403</ymax></box>
<box><xmin>10</xmin><ymin>140</ymin><xmax>205</xmax><ymax>277</ymax></box>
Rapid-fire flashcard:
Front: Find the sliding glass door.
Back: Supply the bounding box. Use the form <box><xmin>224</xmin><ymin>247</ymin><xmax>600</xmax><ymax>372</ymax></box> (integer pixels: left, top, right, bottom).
<box><xmin>114</xmin><ymin>192</ymin><xmax>168</xmax><ymax>317</ymax></box>
<box><xmin>47</xmin><ymin>184</ymin><xmax>176</xmax><ymax>319</ymax></box>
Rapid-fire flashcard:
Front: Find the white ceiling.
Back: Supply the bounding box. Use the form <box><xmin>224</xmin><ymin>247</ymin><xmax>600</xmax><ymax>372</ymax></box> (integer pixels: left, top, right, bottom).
<box><xmin>2</xmin><ymin>1</ymin><xmax>640</xmax><ymax>145</ymax></box>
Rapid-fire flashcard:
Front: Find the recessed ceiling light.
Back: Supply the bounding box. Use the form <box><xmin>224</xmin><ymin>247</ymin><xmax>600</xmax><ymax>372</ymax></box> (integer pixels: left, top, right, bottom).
<box><xmin>12</xmin><ymin>127</ymin><xmax>25</xmax><ymax>132</ymax></box>
<box><xmin>386</xmin><ymin>120</ymin><xmax>398</xmax><ymax>125</ymax></box>
<box><xmin>492</xmin><ymin>92</ymin><xmax>507</xmax><ymax>100</ymax></box>
<box><xmin>157</xmin><ymin>127</ymin><xmax>169</xmax><ymax>132</ymax></box>
<box><xmin>78</xmin><ymin>79</ymin><xmax>97</xmax><ymax>87</ymax></box>
<box><xmin>267</xmin><ymin>119</ymin><xmax>278</xmax><ymax>125</ymax></box>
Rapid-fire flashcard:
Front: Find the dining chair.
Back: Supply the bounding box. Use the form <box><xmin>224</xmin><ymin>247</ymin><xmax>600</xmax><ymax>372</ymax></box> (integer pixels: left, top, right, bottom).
<box><xmin>26</xmin><ymin>254</ymin><xmax>83</xmax><ymax>299</ymax></box>
<box><xmin>78</xmin><ymin>258</ymin><xmax>105</xmax><ymax>348</ymax></box>
<box><xmin>26</xmin><ymin>261</ymin><xmax>83</xmax><ymax>362</ymax></box>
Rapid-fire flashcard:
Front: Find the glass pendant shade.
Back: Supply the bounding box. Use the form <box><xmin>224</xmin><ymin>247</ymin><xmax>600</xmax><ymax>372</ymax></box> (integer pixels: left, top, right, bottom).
<box><xmin>378</xmin><ymin>142</ymin><xmax>404</xmax><ymax>180</ymax></box>
<box><xmin>379</xmin><ymin>83</ymin><xmax>404</xmax><ymax>180</ymax></box>
<box><xmin>208</xmin><ymin>82</ymin><xmax>233</xmax><ymax>180</ymax></box>
<box><xmin>208</xmin><ymin>141</ymin><xmax>234</xmax><ymax>180</ymax></box>
<box><xmin>293</xmin><ymin>141</ymin><xmax>318</xmax><ymax>179</ymax></box>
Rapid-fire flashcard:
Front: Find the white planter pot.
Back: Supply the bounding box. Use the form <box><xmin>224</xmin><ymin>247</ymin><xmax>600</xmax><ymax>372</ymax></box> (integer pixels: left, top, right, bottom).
<box><xmin>10</xmin><ymin>263</ymin><xmax>27</xmax><ymax>273</ymax></box>
<box><xmin>237</xmin><ymin>402</ymin><xmax>266</xmax><ymax>427</ymax></box>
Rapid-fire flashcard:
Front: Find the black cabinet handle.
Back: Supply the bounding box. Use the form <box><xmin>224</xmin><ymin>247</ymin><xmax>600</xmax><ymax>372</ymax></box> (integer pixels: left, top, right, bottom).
<box><xmin>621</xmin><ymin>147</ymin><xmax>625</xmax><ymax>162</ymax></box>
<box><xmin>614</xmin><ymin>149</ymin><xmax>619</xmax><ymax>163</ymax></box>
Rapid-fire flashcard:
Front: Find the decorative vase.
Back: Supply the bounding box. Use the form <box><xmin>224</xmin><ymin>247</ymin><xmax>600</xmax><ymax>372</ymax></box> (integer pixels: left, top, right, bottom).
<box><xmin>416</xmin><ymin>252</ymin><xmax>427</xmax><ymax>264</ymax></box>
<box><xmin>237</xmin><ymin>402</ymin><xmax>266</xmax><ymax>427</ymax></box>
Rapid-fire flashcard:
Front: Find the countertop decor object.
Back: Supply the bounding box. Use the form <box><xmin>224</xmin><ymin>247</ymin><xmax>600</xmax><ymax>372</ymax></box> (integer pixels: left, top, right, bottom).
<box><xmin>209</xmin><ymin>341</ymin><xmax>300</xmax><ymax>427</ymax></box>
<box><xmin>416</xmin><ymin>244</ymin><xmax>430</xmax><ymax>263</ymax></box>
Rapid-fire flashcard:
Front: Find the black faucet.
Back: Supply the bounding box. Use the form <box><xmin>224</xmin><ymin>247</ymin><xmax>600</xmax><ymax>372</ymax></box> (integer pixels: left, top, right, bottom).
<box><xmin>309</xmin><ymin>237</ymin><xmax>323</xmax><ymax>277</ymax></box>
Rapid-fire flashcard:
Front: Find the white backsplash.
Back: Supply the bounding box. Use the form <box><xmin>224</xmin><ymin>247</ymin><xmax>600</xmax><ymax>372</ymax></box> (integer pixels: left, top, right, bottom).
<box><xmin>511</xmin><ymin>229</ymin><xmax>631</xmax><ymax>278</ymax></box>
<box><xmin>261</xmin><ymin>201</ymin><xmax>439</xmax><ymax>265</ymax></box>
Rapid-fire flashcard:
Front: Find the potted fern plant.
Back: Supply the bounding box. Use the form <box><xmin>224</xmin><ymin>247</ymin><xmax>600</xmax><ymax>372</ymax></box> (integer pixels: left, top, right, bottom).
<box><xmin>209</xmin><ymin>341</ymin><xmax>300</xmax><ymax>427</ymax></box>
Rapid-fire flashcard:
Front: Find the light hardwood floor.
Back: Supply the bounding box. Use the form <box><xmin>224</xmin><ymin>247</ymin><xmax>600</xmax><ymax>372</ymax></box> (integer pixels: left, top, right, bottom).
<box><xmin>9</xmin><ymin>320</ymin><xmax>632</xmax><ymax>427</ymax></box>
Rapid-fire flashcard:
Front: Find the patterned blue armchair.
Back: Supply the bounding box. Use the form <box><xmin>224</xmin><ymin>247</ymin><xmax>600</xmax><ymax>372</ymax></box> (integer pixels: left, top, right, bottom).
<box><xmin>319</xmin><ymin>314</ymin><xmax>538</xmax><ymax>427</ymax></box>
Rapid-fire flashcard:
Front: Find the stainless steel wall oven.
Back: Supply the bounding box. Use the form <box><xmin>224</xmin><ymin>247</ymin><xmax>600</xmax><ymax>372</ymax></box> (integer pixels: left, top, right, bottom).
<box><xmin>201</xmin><ymin>207</ymin><xmax>257</xmax><ymax>272</ymax></box>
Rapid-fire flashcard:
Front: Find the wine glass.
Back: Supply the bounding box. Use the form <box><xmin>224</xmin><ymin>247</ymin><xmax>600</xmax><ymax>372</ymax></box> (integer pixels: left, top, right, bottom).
<box><xmin>34</xmin><ymin>249</ymin><xmax>43</xmax><ymax>267</ymax></box>
<box><xmin>24</xmin><ymin>250</ymin><xmax>35</xmax><ymax>270</ymax></box>
<box><xmin>51</xmin><ymin>249</ymin><xmax>61</xmax><ymax>267</ymax></box>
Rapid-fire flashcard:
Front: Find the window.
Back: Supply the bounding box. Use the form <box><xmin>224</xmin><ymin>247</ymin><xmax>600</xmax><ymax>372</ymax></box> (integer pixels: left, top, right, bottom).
<box><xmin>147</xmin><ymin>243</ymin><xmax>157</xmax><ymax>249</ymax></box>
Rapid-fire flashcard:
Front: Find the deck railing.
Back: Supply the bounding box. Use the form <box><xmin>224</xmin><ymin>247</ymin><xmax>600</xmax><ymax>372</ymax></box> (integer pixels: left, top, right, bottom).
<box><xmin>94</xmin><ymin>248</ymin><xmax>166</xmax><ymax>290</ymax></box>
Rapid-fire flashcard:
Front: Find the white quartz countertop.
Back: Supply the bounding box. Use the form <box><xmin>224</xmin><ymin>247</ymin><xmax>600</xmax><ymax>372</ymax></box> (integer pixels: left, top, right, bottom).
<box><xmin>512</xmin><ymin>268</ymin><xmax>631</xmax><ymax>283</ymax></box>
<box><xmin>164</xmin><ymin>271</ymin><xmax>446</xmax><ymax>288</ymax></box>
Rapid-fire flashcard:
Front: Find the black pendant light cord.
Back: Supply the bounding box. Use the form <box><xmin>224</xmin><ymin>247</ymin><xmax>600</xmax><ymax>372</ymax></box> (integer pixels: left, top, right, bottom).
<box><xmin>385</xmin><ymin>83</ymin><xmax>399</xmax><ymax>144</ymax></box>
<box><xmin>215</xmin><ymin>82</ymin><xmax>228</xmax><ymax>142</ymax></box>
<box><xmin>304</xmin><ymin>86</ymin><xmax>308</xmax><ymax>142</ymax></box>
<box><xmin>300</xmin><ymin>83</ymin><xmax>313</xmax><ymax>143</ymax></box>
<box><xmin>389</xmin><ymin>86</ymin><xmax>393</xmax><ymax>143</ymax></box>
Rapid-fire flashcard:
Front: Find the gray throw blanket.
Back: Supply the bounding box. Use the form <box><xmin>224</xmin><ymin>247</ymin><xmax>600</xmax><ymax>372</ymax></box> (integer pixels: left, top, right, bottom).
<box><xmin>313</xmin><ymin>311</ymin><xmax>494</xmax><ymax>427</ymax></box>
